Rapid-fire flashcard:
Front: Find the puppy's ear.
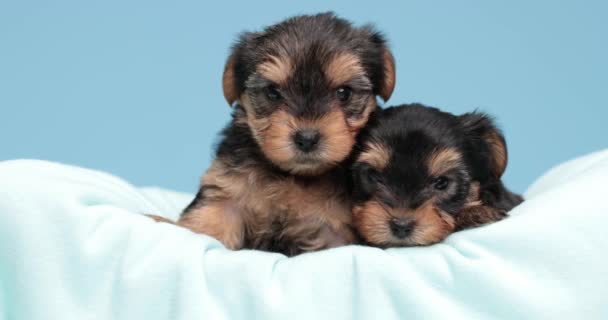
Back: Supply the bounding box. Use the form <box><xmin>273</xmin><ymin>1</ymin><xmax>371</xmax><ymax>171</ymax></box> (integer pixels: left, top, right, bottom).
<box><xmin>380</xmin><ymin>48</ymin><xmax>396</xmax><ymax>102</ymax></box>
<box><xmin>222</xmin><ymin>32</ymin><xmax>258</xmax><ymax>107</ymax></box>
<box><xmin>459</xmin><ymin>112</ymin><xmax>508</xmax><ymax>179</ymax></box>
<box><xmin>222</xmin><ymin>54</ymin><xmax>237</xmax><ymax>106</ymax></box>
<box><xmin>365</xmin><ymin>29</ymin><xmax>396</xmax><ymax>102</ymax></box>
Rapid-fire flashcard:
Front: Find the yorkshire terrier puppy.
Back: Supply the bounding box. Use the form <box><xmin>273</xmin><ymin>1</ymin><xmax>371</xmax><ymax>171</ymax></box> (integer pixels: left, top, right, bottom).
<box><xmin>351</xmin><ymin>104</ymin><xmax>523</xmax><ymax>248</ymax></box>
<box><xmin>177</xmin><ymin>13</ymin><xmax>396</xmax><ymax>256</ymax></box>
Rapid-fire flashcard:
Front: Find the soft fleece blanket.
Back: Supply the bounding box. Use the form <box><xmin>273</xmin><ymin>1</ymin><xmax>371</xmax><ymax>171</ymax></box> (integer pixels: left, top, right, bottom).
<box><xmin>1</xmin><ymin>151</ymin><xmax>607</xmax><ymax>319</ymax></box>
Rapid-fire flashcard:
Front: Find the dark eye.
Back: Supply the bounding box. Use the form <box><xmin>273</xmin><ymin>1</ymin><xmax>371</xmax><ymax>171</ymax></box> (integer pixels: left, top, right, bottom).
<box><xmin>265</xmin><ymin>86</ymin><xmax>282</xmax><ymax>101</ymax></box>
<box><xmin>433</xmin><ymin>176</ymin><xmax>450</xmax><ymax>191</ymax></box>
<box><xmin>336</xmin><ymin>87</ymin><xmax>352</xmax><ymax>102</ymax></box>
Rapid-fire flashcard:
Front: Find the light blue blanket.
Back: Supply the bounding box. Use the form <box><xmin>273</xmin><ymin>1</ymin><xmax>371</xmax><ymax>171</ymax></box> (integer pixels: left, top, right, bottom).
<box><xmin>1</xmin><ymin>151</ymin><xmax>608</xmax><ymax>319</ymax></box>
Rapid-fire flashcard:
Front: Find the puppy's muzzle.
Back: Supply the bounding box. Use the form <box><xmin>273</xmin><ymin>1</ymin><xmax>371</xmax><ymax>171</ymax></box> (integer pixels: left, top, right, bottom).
<box><xmin>292</xmin><ymin>129</ymin><xmax>321</xmax><ymax>153</ymax></box>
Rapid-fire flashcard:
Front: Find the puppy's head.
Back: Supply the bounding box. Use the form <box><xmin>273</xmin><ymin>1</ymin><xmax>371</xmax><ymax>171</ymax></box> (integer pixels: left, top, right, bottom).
<box><xmin>222</xmin><ymin>13</ymin><xmax>396</xmax><ymax>175</ymax></box>
<box><xmin>351</xmin><ymin>104</ymin><xmax>508</xmax><ymax>247</ymax></box>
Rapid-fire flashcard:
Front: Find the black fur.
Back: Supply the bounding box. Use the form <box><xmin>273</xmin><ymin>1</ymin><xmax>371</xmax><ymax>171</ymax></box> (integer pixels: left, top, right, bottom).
<box><xmin>227</xmin><ymin>12</ymin><xmax>390</xmax><ymax>118</ymax></box>
<box><xmin>352</xmin><ymin>103</ymin><xmax>523</xmax><ymax>227</ymax></box>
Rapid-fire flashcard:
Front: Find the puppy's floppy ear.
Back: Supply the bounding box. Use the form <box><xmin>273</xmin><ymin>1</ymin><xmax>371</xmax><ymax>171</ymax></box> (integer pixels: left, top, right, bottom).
<box><xmin>380</xmin><ymin>48</ymin><xmax>396</xmax><ymax>102</ymax></box>
<box><xmin>222</xmin><ymin>53</ymin><xmax>237</xmax><ymax>106</ymax></box>
<box><xmin>222</xmin><ymin>32</ymin><xmax>258</xmax><ymax>107</ymax></box>
<box><xmin>364</xmin><ymin>30</ymin><xmax>396</xmax><ymax>102</ymax></box>
<box><xmin>459</xmin><ymin>112</ymin><xmax>508</xmax><ymax>179</ymax></box>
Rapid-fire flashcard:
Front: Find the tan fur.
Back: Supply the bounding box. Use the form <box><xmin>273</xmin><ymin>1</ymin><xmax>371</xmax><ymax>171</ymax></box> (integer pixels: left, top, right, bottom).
<box><xmin>178</xmin><ymin>159</ymin><xmax>355</xmax><ymax>253</ymax></box>
<box><xmin>253</xmin><ymin>107</ymin><xmax>356</xmax><ymax>176</ymax></box>
<box><xmin>408</xmin><ymin>201</ymin><xmax>455</xmax><ymax>245</ymax></box>
<box><xmin>353</xmin><ymin>200</ymin><xmax>393</xmax><ymax>246</ymax></box>
<box><xmin>464</xmin><ymin>181</ymin><xmax>482</xmax><ymax>207</ymax></box>
<box><xmin>428</xmin><ymin>147</ymin><xmax>463</xmax><ymax>177</ymax></box>
<box><xmin>257</xmin><ymin>55</ymin><xmax>293</xmax><ymax>86</ymax></box>
<box><xmin>222</xmin><ymin>55</ymin><xmax>237</xmax><ymax>105</ymax></box>
<box><xmin>380</xmin><ymin>49</ymin><xmax>396</xmax><ymax>101</ymax></box>
<box><xmin>324</xmin><ymin>52</ymin><xmax>366</xmax><ymax>87</ymax></box>
<box><xmin>145</xmin><ymin>214</ymin><xmax>176</xmax><ymax>224</ymax></box>
<box><xmin>455</xmin><ymin>205</ymin><xmax>506</xmax><ymax>231</ymax></box>
<box><xmin>238</xmin><ymin>94</ymin><xmax>272</xmax><ymax>142</ymax></box>
<box><xmin>358</xmin><ymin>142</ymin><xmax>392</xmax><ymax>170</ymax></box>
<box><xmin>346</xmin><ymin>98</ymin><xmax>377</xmax><ymax>131</ymax></box>
<box><xmin>324</xmin><ymin>50</ymin><xmax>394</xmax><ymax>101</ymax></box>
<box><xmin>317</xmin><ymin>109</ymin><xmax>358</xmax><ymax>168</ymax></box>
<box><xmin>179</xmin><ymin>202</ymin><xmax>245</xmax><ymax>250</ymax></box>
<box><xmin>259</xmin><ymin>109</ymin><xmax>296</xmax><ymax>171</ymax></box>
<box><xmin>485</xmin><ymin>130</ymin><xmax>507</xmax><ymax>178</ymax></box>
<box><xmin>353</xmin><ymin>199</ymin><xmax>455</xmax><ymax>247</ymax></box>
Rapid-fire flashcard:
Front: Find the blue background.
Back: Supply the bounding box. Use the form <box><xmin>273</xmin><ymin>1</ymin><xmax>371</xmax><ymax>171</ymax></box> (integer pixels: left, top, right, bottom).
<box><xmin>1</xmin><ymin>1</ymin><xmax>606</xmax><ymax>194</ymax></box>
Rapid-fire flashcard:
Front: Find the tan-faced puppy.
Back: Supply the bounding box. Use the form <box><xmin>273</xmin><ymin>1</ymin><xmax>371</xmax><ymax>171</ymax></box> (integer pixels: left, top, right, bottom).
<box><xmin>351</xmin><ymin>104</ymin><xmax>523</xmax><ymax>248</ymax></box>
<box><xmin>176</xmin><ymin>13</ymin><xmax>396</xmax><ymax>256</ymax></box>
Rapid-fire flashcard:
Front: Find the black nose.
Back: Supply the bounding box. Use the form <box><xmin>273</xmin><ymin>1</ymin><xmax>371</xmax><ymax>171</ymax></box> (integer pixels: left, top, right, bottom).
<box><xmin>293</xmin><ymin>129</ymin><xmax>321</xmax><ymax>152</ymax></box>
<box><xmin>389</xmin><ymin>219</ymin><xmax>415</xmax><ymax>239</ymax></box>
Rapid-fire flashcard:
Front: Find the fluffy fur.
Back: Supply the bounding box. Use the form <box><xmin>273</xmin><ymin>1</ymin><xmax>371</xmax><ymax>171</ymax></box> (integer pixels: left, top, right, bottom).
<box><xmin>175</xmin><ymin>13</ymin><xmax>396</xmax><ymax>256</ymax></box>
<box><xmin>351</xmin><ymin>104</ymin><xmax>523</xmax><ymax>247</ymax></box>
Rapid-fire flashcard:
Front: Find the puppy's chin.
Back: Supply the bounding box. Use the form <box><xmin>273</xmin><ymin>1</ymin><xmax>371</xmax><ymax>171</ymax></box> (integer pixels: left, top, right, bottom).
<box><xmin>353</xmin><ymin>200</ymin><xmax>456</xmax><ymax>247</ymax></box>
<box><xmin>381</xmin><ymin>228</ymin><xmax>452</xmax><ymax>247</ymax></box>
<box><xmin>265</xmin><ymin>150</ymin><xmax>346</xmax><ymax>176</ymax></box>
<box><xmin>280</xmin><ymin>158</ymin><xmax>335</xmax><ymax>176</ymax></box>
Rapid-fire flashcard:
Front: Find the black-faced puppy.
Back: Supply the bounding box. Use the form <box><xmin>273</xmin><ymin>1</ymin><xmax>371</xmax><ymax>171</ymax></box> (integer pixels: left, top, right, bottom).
<box><xmin>351</xmin><ymin>104</ymin><xmax>523</xmax><ymax>248</ymax></box>
<box><xmin>177</xmin><ymin>13</ymin><xmax>396</xmax><ymax>256</ymax></box>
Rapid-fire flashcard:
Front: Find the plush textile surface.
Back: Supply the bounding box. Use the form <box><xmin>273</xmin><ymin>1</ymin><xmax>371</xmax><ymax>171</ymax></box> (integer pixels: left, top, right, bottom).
<box><xmin>1</xmin><ymin>151</ymin><xmax>607</xmax><ymax>319</ymax></box>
